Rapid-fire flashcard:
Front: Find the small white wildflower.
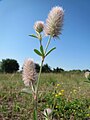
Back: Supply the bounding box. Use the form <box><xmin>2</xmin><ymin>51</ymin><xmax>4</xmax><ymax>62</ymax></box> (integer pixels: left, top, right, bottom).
<box><xmin>44</xmin><ymin>108</ymin><xmax>52</xmax><ymax>116</ymax></box>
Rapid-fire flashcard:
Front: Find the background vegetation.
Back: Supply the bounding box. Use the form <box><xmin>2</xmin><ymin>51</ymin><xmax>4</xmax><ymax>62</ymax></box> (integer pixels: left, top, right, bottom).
<box><xmin>0</xmin><ymin>59</ymin><xmax>19</xmax><ymax>73</ymax></box>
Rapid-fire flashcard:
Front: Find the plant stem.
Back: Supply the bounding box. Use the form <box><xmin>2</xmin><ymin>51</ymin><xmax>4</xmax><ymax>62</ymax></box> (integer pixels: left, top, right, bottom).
<box><xmin>45</xmin><ymin>35</ymin><xmax>52</xmax><ymax>54</ymax></box>
<box><xmin>36</xmin><ymin>59</ymin><xmax>44</xmax><ymax>93</ymax></box>
<box><xmin>33</xmin><ymin>98</ymin><xmax>37</xmax><ymax>120</ymax></box>
<box><xmin>40</xmin><ymin>40</ymin><xmax>42</xmax><ymax>46</ymax></box>
<box><xmin>33</xmin><ymin>35</ymin><xmax>52</xmax><ymax>120</ymax></box>
<box><xmin>33</xmin><ymin>59</ymin><xmax>44</xmax><ymax>120</ymax></box>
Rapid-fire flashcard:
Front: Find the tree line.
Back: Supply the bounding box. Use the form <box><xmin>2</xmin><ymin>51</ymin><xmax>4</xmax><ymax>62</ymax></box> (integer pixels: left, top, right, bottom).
<box><xmin>0</xmin><ymin>58</ymin><xmax>89</xmax><ymax>73</ymax></box>
<box><xmin>0</xmin><ymin>58</ymin><xmax>65</xmax><ymax>73</ymax></box>
<box><xmin>0</xmin><ymin>59</ymin><xmax>19</xmax><ymax>73</ymax></box>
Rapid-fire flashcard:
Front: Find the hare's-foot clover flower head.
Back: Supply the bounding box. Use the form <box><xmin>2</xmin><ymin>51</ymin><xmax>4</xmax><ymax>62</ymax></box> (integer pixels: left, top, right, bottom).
<box><xmin>22</xmin><ymin>59</ymin><xmax>37</xmax><ymax>86</ymax></box>
<box><xmin>84</xmin><ymin>71</ymin><xmax>90</xmax><ymax>79</ymax></box>
<box><xmin>44</xmin><ymin>6</ymin><xmax>64</xmax><ymax>37</ymax></box>
<box><xmin>34</xmin><ymin>21</ymin><xmax>44</xmax><ymax>33</ymax></box>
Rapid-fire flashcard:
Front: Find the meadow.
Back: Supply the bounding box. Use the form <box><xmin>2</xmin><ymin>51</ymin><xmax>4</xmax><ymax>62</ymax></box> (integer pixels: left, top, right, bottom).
<box><xmin>0</xmin><ymin>72</ymin><xmax>90</xmax><ymax>120</ymax></box>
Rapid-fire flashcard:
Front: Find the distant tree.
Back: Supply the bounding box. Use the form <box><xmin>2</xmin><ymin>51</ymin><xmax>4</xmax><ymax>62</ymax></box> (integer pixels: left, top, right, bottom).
<box><xmin>42</xmin><ymin>64</ymin><xmax>52</xmax><ymax>73</ymax></box>
<box><xmin>83</xmin><ymin>69</ymin><xmax>90</xmax><ymax>73</ymax></box>
<box><xmin>53</xmin><ymin>67</ymin><xmax>64</xmax><ymax>73</ymax></box>
<box><xmin>35</xmin><ymin>63</ymin><xmax>40</xmax><ymax>73</ymax></box>
<box><xmin>1</xmin><ymin>58</ymin><xmax>19</xmax><ymax>73</ymax></box>
<box><xmin>69</xmin><ymin>69</ymin><xmax>82</xmax><ymax>74</ymax></box>
<box><xmin>0</xmin><ymin>61</ymin><xmax>2</xmax><ymax>72</ymax></box>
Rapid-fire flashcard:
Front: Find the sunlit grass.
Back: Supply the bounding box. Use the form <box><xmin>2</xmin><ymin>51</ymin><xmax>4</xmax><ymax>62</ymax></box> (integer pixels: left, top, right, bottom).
<box><xmin>0</xmin><ymin>72</ymin><xmax>90</xmax><ymax>119</ymax></box>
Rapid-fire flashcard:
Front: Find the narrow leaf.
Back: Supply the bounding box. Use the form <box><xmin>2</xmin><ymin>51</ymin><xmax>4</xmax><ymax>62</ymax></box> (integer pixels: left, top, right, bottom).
<box><xmin>34</xmin><ymin>49</ymin><xmax>42</xmax><ymax>56</ymax></box>
<box><xmin>40</xmin><ymin>45</ymin><xmax>44</xmax><ymax>56</ymax></box>
<box><xmin>21</xmin><ymin>88</ymin><xmax>32</xmax><ymax>94</ymax></box>
<box><xmin>45</xmin><ymin>47</ymin><xmax>56</xmax><ymax>57</ymax></box>
<box><xmin>29</xmin><ymin>34</ymin><xmax>38</xmax><ymax>38</ymax></box>
<box><xmin>33</xmin><ymin>109</ymin><xmax>37</xmax><ymax>120</ymax></box>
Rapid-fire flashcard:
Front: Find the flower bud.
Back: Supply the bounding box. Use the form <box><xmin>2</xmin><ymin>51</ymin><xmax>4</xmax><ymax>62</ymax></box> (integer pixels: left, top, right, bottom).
<box><xmin>34</xmin><ymin>21</ymin><xmax>44</xmax><ymax>33</ymax></box>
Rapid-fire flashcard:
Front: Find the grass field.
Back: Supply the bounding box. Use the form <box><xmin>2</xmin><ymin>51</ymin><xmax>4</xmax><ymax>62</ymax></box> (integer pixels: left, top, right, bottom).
<box><xmin>0</xmin><ymin>72</ymin><xmax>90</xmax><ymax>120</ymax></box>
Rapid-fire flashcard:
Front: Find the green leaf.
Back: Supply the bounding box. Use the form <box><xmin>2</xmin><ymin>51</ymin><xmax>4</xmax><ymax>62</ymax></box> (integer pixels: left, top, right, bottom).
<box><xmin>33</xmin><ymin>109</ymin><xmax>37</xmax><ymax>120</ymax></box>
<box><xmin>40</xmin><ymin>45</ymin><xmax>44</xmax><ymax>56</ymax></box>
<box><xmin>45</xmin><ymin>47</ymin><xmax>56</xmax><ymax>57</ymax></box>
<box><xmin>29</xmin><ymin>34</ymin><xmax>38</xmax><ymax>39</ymax></box>
<box><xmin>34</xmin><ymin>49</ymin><xmax>42</xmax><ymax>56</ymax></box>
<box><xmin>21</xmin><ymin>88</ymin><xmax>32</xmax><ymax>94</ymax></box>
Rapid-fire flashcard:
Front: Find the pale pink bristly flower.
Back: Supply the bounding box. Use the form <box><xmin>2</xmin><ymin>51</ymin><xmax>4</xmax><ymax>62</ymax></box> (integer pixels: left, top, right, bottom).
<box><xmin>44</xmin><ymin>6</ymin><xmax>64</xmax><ymax>37</ymax></box>
<box><xmin>34</xmin><ymin>21</ymin><xmax>44</xmax><ymax>33</ymax></box>
<box><xmin>85</xmin><ymin>71</ymin><xmax>90</xmax><ymax>79</ymax></box>
<box><xmin>22</xmin><ymin>59</ymin><xmax>37</xmax><ymax>86</ymax></box>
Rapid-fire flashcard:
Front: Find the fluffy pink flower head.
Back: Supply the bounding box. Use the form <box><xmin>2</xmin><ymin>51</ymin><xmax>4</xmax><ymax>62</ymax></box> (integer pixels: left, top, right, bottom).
<box><xmin>22</xmin><ymin>59</ymin><xmax>37</xmax><ymax>86</ymax></box>
<box><xmin>34</xmin><ymin>21</ymin><xmax>44</xmax><ymax>33</ymax></box>
<box><xmin>85</xmin><ymin>71</ymin><xmax>90</xmax><ymax>79</ymax></box>
<box><xmin>44</xmin><ymin>6</ymin><xmax>64</xmax><ymax>37</ymax></box>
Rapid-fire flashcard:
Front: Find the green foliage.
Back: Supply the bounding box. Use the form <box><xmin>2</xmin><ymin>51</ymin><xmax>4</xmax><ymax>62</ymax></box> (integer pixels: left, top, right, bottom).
<box><xmin>33</xmin><ymin>109</ymin><xmax>37</xmax><ymax>120</ymax></box>
<box><xmin>35</xmin><ymin>63</ymin><xmax>40</xmax><ymax>73</ymax></box>
<box><xmin>42</xmin><ymin>85</ymin><xmax>90</xmax><ymax>119</ymax></box>
<box><xmin>40</xmin><ymin>45</ymin><xmax>45</xmax><ymax>56</ymax></box>
<box><xmin>45</xmin><ymin>47</ymin><xmax>56</xmax><ymax>57</ymax></box>
<box><xmin>34</xmin><ymin>49</ymin><xmax>42</xmax><ymax>56</ymax></box>
<box><xmin>29</xmin><ymin>34</ymin><xmax>38</xmax><ymax>39</ymax></box>
<box><xmin>35</xmin><ymin>63</ymin><xmax>52</xmax><ymax>73</ymax></box>
<box><xmin>1</xmin><ymin>58</ymin><xmax>19</xmax><ymax>73</ymax></box>
<box><xmin>53</xmin><ymin>67</ymin><xmax>64</xmax><ymax>73</ymax></box>
<box><xmin>42</xmin><ymin>64</ymin><xmax>52</xmax><ymax>73</ymax></box>
<box><xmin>0</xmin><ymin>61</ymin><xmax>2</xmax><ymax>72</ymax></box>
<box><xmin>21</xmin><ymin>88</ymin><xmax>32</xmax><ymax>94</ymax></box>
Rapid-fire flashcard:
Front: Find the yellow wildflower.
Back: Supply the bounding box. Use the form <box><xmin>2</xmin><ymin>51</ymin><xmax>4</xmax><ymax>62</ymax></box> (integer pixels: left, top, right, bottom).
<box><xmin>55</xmin><ymin>94</ymin><xmax>58</xmax><ymax>97</ymax></box>
<box><xmin>57</xmin><ymin>84</ymin><xmax>60</xmax><ymax>87</ymax></box>
<box><xmin>58</xmin><ymin>92</ymin><xmax>62</xmax><ymax>96</ymax></box>
<box><xmin>86</xmin><ymin>114</ymin><xmax>90</xmax><ymax>117</ymax></box>
<box><xmin>55</xmin><ymin>106</ymin><xmax>58</xmax><ymax>108</ymax></box>
<box><xmin>61</xmin><ymin>89</ymin><xmax>64</xmax><ymax>92</ymax></box>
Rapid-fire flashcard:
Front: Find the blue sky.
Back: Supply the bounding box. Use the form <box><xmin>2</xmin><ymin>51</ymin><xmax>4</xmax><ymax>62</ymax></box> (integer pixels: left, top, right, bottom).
<box><xmin>0</xmin><ymin>0</ymin><xmax>90</xmax><ymax>70</ymax></box>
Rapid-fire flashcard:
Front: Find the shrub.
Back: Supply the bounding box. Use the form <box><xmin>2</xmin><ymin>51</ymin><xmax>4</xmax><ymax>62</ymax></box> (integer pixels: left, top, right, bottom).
<box><xmin>1</xmin><ymin>58</ymin><xmax>19</xmax><ymax>73</ymax></box>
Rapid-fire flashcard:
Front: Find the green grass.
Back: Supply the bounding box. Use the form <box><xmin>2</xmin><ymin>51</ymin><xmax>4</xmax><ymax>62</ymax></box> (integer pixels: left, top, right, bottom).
<box><xmin>0</xmin><ymin>72</ymin><xmax>90</xmax><ymax>119</ymax></box>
